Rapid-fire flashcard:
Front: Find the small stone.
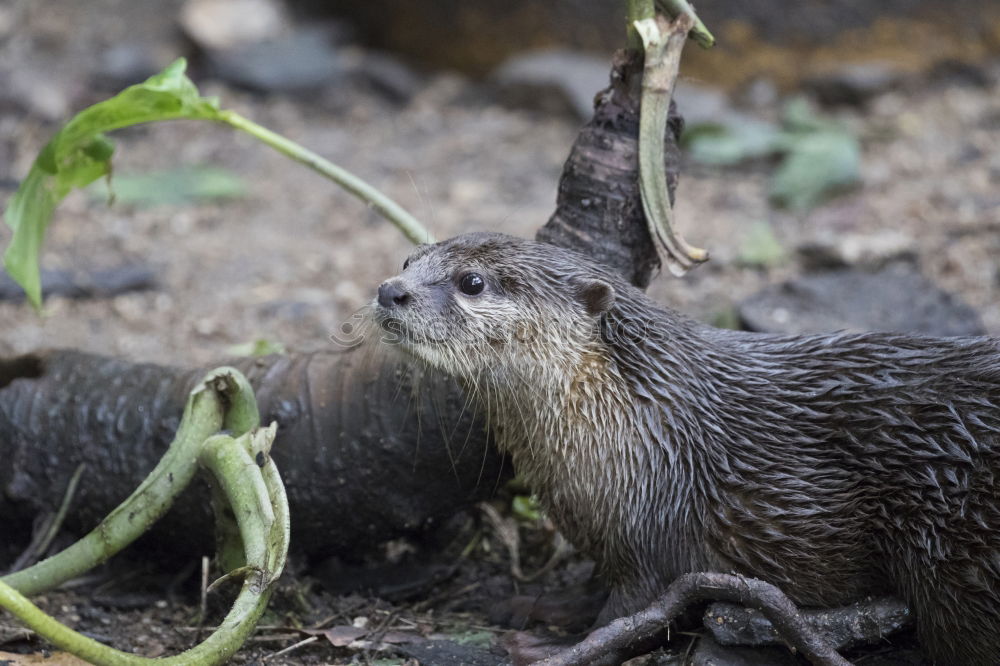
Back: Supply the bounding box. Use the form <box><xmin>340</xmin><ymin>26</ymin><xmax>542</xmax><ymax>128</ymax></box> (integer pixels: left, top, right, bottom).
<box><xmin>348</xmin><ymin>50</ymin><xmax>424</xmax><ymax>104</ymax></box>
<box><xmin>797</xmin><ymin>230</ymin><xmax>916</xmax><ymax>271</ymax></box>
<box><xmin>96</xmin><ymin>43</ymin><xmax>165</xmax><ymax>90</ymax></box>
<box><xmin>0</xmin><ymin>69</ymin><xmax>70</xmax><ymax>121</ymax></box>
<box><xmin>180</xmin><ymin>0</ymin><xmax>291</xmax><ymax>51</ymax></box>
<box><xmin>804</xmin><ymin>62</ymin><xmax>904</xmax><ymax>107</ymax></box>
<box><xmin>491</xmin><ymin>48</ymin><xmax>608</xmax><ymax>120</ymax></box>
<box><xmin>737</xmin><ymin>77</ymin><xmax>779</xmax><ymax>110</ymax></box>
<box><xmin>205</xmin><ymin>27</ymin><xmax>343</xmax><ymax>93</ymax></box>
<box><xmin>928</xmin><ymin>59</ymin><xmax>993</xmax><ymax>88</ymax></box>
<box><xmin>673</xmin><ymin>81</ymin><xmax>733</xmax><ymax>127</ymax></box>
<box><xmin>194</xmin><ymin>318</ymin><xmax>219</xmax><ymax>336</ymax></box>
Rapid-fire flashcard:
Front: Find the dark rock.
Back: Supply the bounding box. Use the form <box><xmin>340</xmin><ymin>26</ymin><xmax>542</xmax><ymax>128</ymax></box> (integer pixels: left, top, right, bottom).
<box><xmin>205</xmin><ymin>28</ymin><xmax>344</xmax><ymax>93</ymax></box>
<box><xmin>0</xmin><ymin>265</ymin><xmax>158</xmax><ymax>302</ymax></box>
<box><xmin>927</xmin><ymin>59</ymin><xmax>994</xmax><ymax>88</ymax></box>
<box><xmin>490</xmin><ymin>49</ymin><xmax>740</xmax><ymax>125</ymax></box>
<box><xmin>180</xmin><ymin>0</ymin><xmax>349</xmax><ymax>94</ymax></box>
<box><xmin>804</xmin><ymin>62</ymin><xmax>904</xmax><ymax>106</ymax></box>
<box><xmin>347</xmin><ymin>50</ymin><xmax>424</xmax><ymax>104</ymax></box>
<box><xmin>738</xmin><ymin>263</ymin><xmax>985</xmax><ymax>336</ymax></box>
<box><xmin>691</xmin><ymin>636</ymin><xmax>798</xmax><ymax>666</ymax></box>
<box><xmin>95</xmin><ymin>44</ymin><xmax>168</xmax><ymax>91</ymax></box>
<box><xmin>491</xmin><ymin>48</ymin><xmax>607</xmax><ymax>120</ymax></box>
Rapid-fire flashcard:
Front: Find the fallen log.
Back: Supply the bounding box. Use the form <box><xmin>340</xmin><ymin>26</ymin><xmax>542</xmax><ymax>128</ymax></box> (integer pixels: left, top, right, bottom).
<box><xmin>0</xmin><ymin>342</ymin><xmax>504</xmax><ymax>560</ymax></box>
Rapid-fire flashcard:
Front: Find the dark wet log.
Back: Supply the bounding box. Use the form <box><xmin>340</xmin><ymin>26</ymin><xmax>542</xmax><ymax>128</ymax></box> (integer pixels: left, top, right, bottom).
<box><xmin>536</xmin><ymin>49</ymin><xmax>682</xmax><ymax>290</ymax></box>
<box><xmin>0</xmin><ymin>344</ymin><xmax>505</xmax><ymax>560</ymax></box>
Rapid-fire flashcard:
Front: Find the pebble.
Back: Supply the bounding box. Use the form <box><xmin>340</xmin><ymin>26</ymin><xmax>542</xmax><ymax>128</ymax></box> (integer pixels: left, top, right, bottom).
<box><xmin>491</xmin><ymin>48</ymin><xmax>607</xmax><ymax>120</ymax></box>
<box><xmin>804</xmin><ymin>62</ymin><xmax>905</xmax><ymax>107</ymax></box>
<box><xmin>797</xmin><ymin>230</ymin><xmax>916</xmax><ymax>271</ymax></box>
<box><xmin>179</xmin><ymin>0</ymin><xmax>291</xmax><ymax>51</ymax></box>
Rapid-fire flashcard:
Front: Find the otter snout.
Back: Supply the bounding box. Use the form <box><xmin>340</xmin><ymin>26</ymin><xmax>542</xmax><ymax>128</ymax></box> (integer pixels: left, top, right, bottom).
<box><xmin>377</xmin><ymin>280</ymin><xmax>411</xmax><ymax>309</ymax></box>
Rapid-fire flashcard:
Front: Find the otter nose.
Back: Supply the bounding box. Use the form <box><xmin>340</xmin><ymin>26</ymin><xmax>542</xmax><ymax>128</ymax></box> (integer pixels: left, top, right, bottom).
<box><xmin>378</xmin><ymin>281</ymin><xmax>412</xmax><ymax>308</ymax></box>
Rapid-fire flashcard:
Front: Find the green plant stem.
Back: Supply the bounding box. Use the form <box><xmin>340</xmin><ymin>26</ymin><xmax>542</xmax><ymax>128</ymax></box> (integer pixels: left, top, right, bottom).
<box><xmin>218</xmin><ymin>110</ymin><xmax>434</xmax><ymax>245</ymax></box>
<box><xmin>626</xmin><ymin>0</ymin><xmax>656</xmax><ymax>50</ymax></box>
<box><xmin>1</xmin><ymin>367</ymin><xmax>251</xmax><ymax>597</ymax></box>
<box><xmin>629</xmin><ymin>0</ymin><xmax>715</xmax><ymax>50</ymax></box>
<box><xmin>0</xmin><ymin>426</ymin><xmax>289</xmax><ymax>665</ymax></box>
<box><xmin>655</xmin><ymin>1</ymin><xmax>715</xmax><ymax>48</ymax></box>
<box><xmin>634</xmin><ymin>14</ymin><xmax>709</xmax><ymax>277</ymax></box>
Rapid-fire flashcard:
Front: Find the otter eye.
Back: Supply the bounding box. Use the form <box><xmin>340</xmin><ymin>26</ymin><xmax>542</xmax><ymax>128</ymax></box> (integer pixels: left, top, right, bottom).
<box><xmin>458</xmin><ymin>272</ymin><xmax>485</xmax><ymax>296</ymax></box>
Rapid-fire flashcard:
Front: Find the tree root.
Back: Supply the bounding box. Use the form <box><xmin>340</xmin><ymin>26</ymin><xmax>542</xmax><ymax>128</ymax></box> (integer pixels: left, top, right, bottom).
<box><xmin>705</xmin><ymin>596</ymin><xmax>911</xmax><ymax>651</ymax></box>
<box><xmin>538</xmin><ymin>572</ymin><xmax>852</xmax><ymax>666</ymax></box>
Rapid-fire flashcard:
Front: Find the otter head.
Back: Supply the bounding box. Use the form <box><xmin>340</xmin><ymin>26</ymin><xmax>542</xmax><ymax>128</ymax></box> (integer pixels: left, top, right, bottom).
<box><xmin>372</xmin><ymin>232</ymin><xmax>617</xmax><ymax>385</ymax></box>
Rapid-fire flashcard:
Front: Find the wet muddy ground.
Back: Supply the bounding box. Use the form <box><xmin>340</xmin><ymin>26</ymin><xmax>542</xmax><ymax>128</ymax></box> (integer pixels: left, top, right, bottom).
<box><xmin>1</xmin><ymin>0</ymin><xmax>999</xmax><ymax>663</ymax></box>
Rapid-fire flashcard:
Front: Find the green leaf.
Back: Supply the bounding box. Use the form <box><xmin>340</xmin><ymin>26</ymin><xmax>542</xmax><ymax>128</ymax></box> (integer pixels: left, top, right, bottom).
<box><xmin>781</xmin><ymin>96</ymin><xmax>839</xmax><ymax>134</ymax></box>
<box><xmin>226</xmin><ymin>339</ymin><xmax>287</xmax><ymax>358</ymax></box>
<box><xmin>92</xmin><ymin>166</ymin><xmax>246</xmax><ymax>207</ymax></box>
<box><xmin>683</xmin><ymin>119</ymin><xmax>782</xmax><ymax>166</ymax></box>
<box><xmin>2</xmin><ymin>58</ymin><xmax>220</xmax><ymax>308</ymax></box>
<box><xmin>770</xmin><ymin>131</ymin><xmax>861</xmax><ymax>211</ymax></box>
<box><xmin>512</xmin><ymin>494</ymin><xmax>542</xmax><ymax>522</ymax></box>
<box><xmin>738</xmin><ymin>221</ymin><xmax>785</xmax><ymax>268</ymax></box>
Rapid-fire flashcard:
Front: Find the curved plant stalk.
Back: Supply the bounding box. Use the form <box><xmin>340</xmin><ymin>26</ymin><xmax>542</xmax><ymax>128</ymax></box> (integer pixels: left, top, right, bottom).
<box><xmin>0</xmin><ymin>368</ymin><xmax>289</xmax><ymax>665</ymax></box>
<box><xmin>654</xmin><ymin>0</ymin><xmax>715</xmax><ymax>47</ymax></box>
<box><xmin>634</xmin><ymin>13</ymin><xmax>710</xmax><ymax>277</ymax></box>
<box><xmin>1</xmin><ymin>367</ymin><xmax>255</xmax><ymax>596</ymax></box>
<box><xmin>0</xmin><ymin>425</ymin><xmax>289</xmax><ymax>665</ymax></box>
<box><xmin>2</xmin><ymin>58</ymin><xmax>431</xmax><ymax>309</ymax></box>
<box><xmin>627</xmin><ymin>0</ymin><xmax>715</xmax><ymax>50</ymax></box>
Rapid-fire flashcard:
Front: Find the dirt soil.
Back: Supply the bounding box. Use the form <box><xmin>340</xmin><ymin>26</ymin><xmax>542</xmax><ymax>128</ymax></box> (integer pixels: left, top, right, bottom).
<box><xmin>1</xmin><ymin>0</ymin><xmax>999</xmax><ymax>664</ymax></box>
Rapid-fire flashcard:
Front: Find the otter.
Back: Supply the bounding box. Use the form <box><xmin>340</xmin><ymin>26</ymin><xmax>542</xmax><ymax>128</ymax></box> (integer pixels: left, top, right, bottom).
<box><xmin>372</xmin><ymin>231</ymin><xmax>1000</xmax><ymax>665</ymax></box>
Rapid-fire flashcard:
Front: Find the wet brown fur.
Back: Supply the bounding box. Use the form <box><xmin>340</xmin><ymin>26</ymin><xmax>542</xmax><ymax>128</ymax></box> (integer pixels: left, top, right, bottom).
<box><xmin>374</xmin><ymin>232</ymin><xmax>1000</xmax><ymax>665</ymax></box>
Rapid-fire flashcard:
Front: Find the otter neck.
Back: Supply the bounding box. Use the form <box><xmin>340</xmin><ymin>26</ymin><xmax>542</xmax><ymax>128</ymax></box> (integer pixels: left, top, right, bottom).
<box><xmin>465</xmin><ymin>313</ymin><xmax>722</xmax><ymax>589</ymax></box>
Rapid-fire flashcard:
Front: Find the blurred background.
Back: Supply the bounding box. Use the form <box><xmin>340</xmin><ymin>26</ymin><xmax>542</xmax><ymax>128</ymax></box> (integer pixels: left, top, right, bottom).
<box><xmin>1</xmin><ymin>0</ymin><xmax>998</xmax><ymax>365</ymax></box>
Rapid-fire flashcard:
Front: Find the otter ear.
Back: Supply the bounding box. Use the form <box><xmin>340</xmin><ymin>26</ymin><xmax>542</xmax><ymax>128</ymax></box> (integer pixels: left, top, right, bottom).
<box><xmin>577</xmin><ymin>279</ymin><xmax>615</xmax><ymax>316</ymax></box>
